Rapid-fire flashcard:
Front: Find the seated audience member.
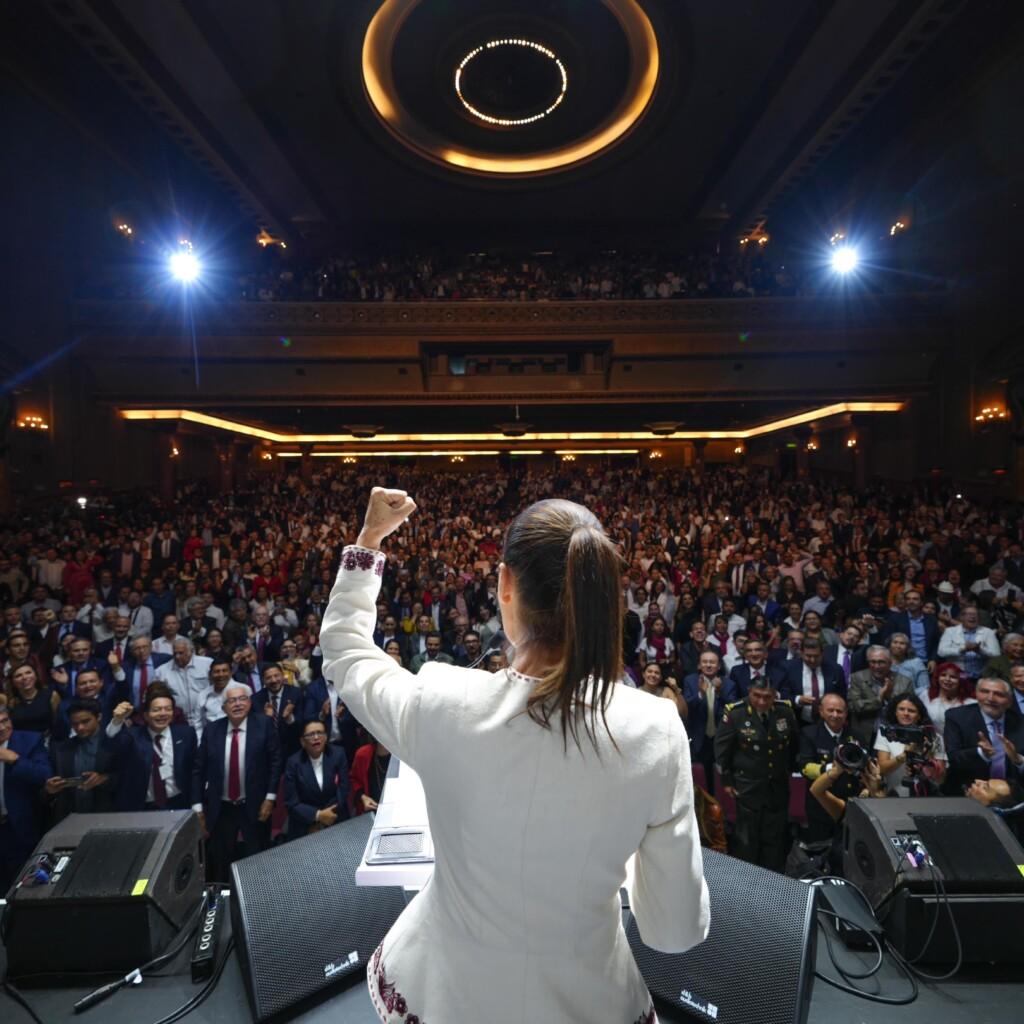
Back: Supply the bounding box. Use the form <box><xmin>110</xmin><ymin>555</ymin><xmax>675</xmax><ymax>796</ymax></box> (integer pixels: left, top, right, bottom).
<box><xmin>201</xmin><ymin>657</ymin><xmax>234</xmax><ymax>732</ymax></box>
<box><xmin>4</xmin><ymin>663</ymin><xmax>60</xmax><ymax>736</ymax></box>
<box><xmin>152</xmin><ymin>613</ymin><xmax>182</xmax><ymax>657</ymax></box>
<box><xmin>883</xmin><ymin>588</ymin><xmax>940</xmax><ymax>663</ymax></box>
<box><xmin>192</xmin><ymin>682</ymin><xmax>282</xmax><ymax>884</ymax></box>
<box><xmin>847</xmin><ymin>646</ymin><xmax>913</xmax><ymax>745</ymax></box>
<box><xmin>678</xmin><ymin>620</ymin><xmax>712</xmax><ymax>677</ymax></box>
<box><xmin>54</xmin><ymin>667</ymin><xmax>113</xmax><ymax>739</ymax></box>
<box><xmin>276</xmin><ymin>638</ymin><xmax>312</xmax><ymax>687</ymax></box>
<box><xmin>798</xmin><ymin>694</ymin><xmax>860</xmax><ymax>843</ymax></box>
<box><xmin>887</xmin><ymin>632</ymin><xmax>930</xmax><ymax>694</ymax></box>
<box><xmin>51</xmin><ymin>637</ymin><xmax>112</xmax><ymax>696</ymax></box>
<box><xmin>253</xmin><ymin>662</ymin><xmax>301</xmax><ymax>756</ymax></box>
<box><xmin>683</xmin><ymin>650</ymin><xmax>726</xmax><ymax>793</ymax></box>
<box><xmin>986</xmin><ymin>632</ymin><xmax>1024</xmax><ymax>683</ymax></box>
<box><xmin>965</xmin><ymin>778</ymin><xmax>1024</xmax><ymax>842</ymax></box>
<box><xmin>485</xmin><ymin>650</ymin><xmax>507</xmax><ymax>673</ymax></box>
<box><xmin>944</xmin><ymin>676</ymin><xmax>1024</xmax><ymax>792</ymax></box>
<box><xmin>154</xmin><ymin>637</ymin><xmax>212</xmax><ymax>737</ymax></box>
<box><xmin>384</xmin><ymin>639</ymin><xmax>404</xmax><ymax>666</ymax></box>
<box><xmin>875</xmin><ymin>692</ymin><xmax>948</xmax><ymax>795</ymax></box>
<box><xmin>823</xmin><ymin>623</ymin><xmax>868</xmax><ymax>687</ymax></box>
<box><xmin>107</xmin><ymin>684</ymin><xmax>197</xmax><ymax>811</ymax></box>
<box><xmin>923</xmin><ymin>662</ymin><xmax>977</xmax><ymax>730</ymax></box>
<box><xmin>284</xmin><ymin>719</ymin><xmax>351</xmax><ymax>838</ymax></box>
<box><xmin>46</xmin><ymin>697</ymin><xmax>121</xmax><ymax>824</ymax></box>
<box><xmin>350</xmin><ymin>736</ymin><xmax>391</xmax><ymax>814</ymax></box>
<box><xmin>233</xmin><ymin>644</ymin><xmax>263</xmax><ymax>694</ymax></box>
<box><xmin>783</xmin><ymin>637</ymin><xmax>845</xmax><ymax>722</ymax></box>
<box><xmin>409</xmin><ymin>632</ymin><xmax>454</xmax><ymax>674</ymax></box>
<box><xmin>114</xmin><ymin>635</ymin><xmax>172</xmax><ymax>711</ymax></box>
<box><xmin>0</xmin><ymin>705</ymin><xmax>52</xmax><ymax>890</ymax></box>
<box><xmin>452</xmin><ymin>630</ymin><xmax>483</xmax><ymax>668</ymax></box>
<box><xmin>937</xmin><ymin>605</ymin><xmax>1000</xmax><ymax>683</ymax></box>
<box><xmin>637</xmin><ymin>662</ymin><xmax>685</xmax><ymax>718</ymax></box>
<box><xmin>726</xmin><ymin>638</ymin><xmax>785</xmax><ymax>700</ymax></box>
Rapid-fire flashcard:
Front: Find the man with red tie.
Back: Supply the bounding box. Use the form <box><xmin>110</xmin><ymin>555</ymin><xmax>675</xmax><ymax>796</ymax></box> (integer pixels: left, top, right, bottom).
<box><xmin>192</xmin><ymin>682</ymin><xmax>282</xmax><ymax>885</ymax></box>
<box><xmin>113</xmin><ymin>635</ymin><xmax>171</xmax><ymax>713</ymax></box>
<box><xmin>782</xmin><ymin>637</ymin><xmax>846</xmax><ymax>722</ymax></box>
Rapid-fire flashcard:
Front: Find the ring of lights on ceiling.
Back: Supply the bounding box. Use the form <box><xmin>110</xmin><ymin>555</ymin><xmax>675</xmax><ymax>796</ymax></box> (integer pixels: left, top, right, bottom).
<box><xmin>361</xmin><ymin>0</ymin><xmax>659</xmax><ymax>177</ymax></box>
<box><xmin>454</xmin><ymin>38</ymin><xmax>568</xmax><ymax>127</ymax></box>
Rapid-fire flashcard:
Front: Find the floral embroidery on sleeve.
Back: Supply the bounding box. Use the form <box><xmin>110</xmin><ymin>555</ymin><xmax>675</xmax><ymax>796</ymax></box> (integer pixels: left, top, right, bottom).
<box><xmin>341</xmin><ymin>546</ymin><xmax>385</xmax><ymax>576</ymax></box>
<box><xmin>369</xmin><ymin>943</ymin><xmax>424</xmax><ymax>1024</ymax></box>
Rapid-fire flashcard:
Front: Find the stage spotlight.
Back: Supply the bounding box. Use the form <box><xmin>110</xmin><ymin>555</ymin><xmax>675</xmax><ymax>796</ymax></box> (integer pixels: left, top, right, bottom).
<box><xmin>169</xmin><ymin>250</ymin><xmax>200</xmax><ymax>283</ymax></box>
<box><xmin>831</xmin><ymin>246</ymin><xmax>859</xmax><ymax>274</ymax></box>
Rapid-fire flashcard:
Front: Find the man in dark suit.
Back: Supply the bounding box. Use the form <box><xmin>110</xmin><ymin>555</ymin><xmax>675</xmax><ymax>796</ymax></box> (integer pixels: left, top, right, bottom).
<box><xmin>113</xmin><ymin>635</ymin><xmax>172</xmax><ymax>712</ymax></box>
<box><xmin>233</xmin><ymin>645</ymin><xmax>264</xmax><ymax>695</ymax></box>
<box><xmin>50</xmin><ymin>637</ymin><xmax>114</xmax><ymax>697</ymax></box>
<box><xmin>683</xmin><ymin>650</ymin><xmax>727</xmax><ymax>793</ymax></box>
<box><xmin>181</xmin><ymin>599</ymin><xmax>217</xmax><ymax>647</ymax></box>
<box><xmin>192</xmin><ymin>682</ymin><xmax>282</xmax><ymax>884</ymax></box>
<box><xmin>726</xmin><ymin>639</ymin><xmax>787</xmax><ymax>701</ymax></box>
<box><xmin>107</xmin><ymin>687</ymin><xmax>197</xmax><ymax>812</ymax></box>
<box><xmin>107</xmin><ymin>542</ymin><xmax>141</xmax><ymax>584</ymax></box>
<box><xmin>46</xmin><ymin>697</ymin><xmax>122</xmax><ymax>825</ymax></box>
<box><xmin>782</xmin><ymin>637</ymin><xmax>846</xmax><ymax>720</ymax></box>
<box><xmin>884</xmin><ymin>590</ymin><xmax>940</xmax><ymax>663</ymax></box>
<box><xmin>747</xmin><ymin>581</ymin><xmax>783</xmax><ymax>626</ymax></box>
<box><xmin>248</xmin><ymin>609</ymin><xmax>284</xmax><ymax>665</ymax></box>
<box><xmin>53</xmin><ymin>668</ymin><xmax>113</xmax><ymax>740</ymax></box>
<box><xmin>823</xmin><ymin>623</ymin><xmax>869</xmax><ymax>688</ymax></box>
<box><xmin>32</xmin><ymin>604</ymin><xmax>90</xmax><ymax>663</ymax></box>
<box><xmin>944</xmin><ymin>676</ymin><xmax>1024</xmax><ymax>792</ymax></box>
<box><xmin>284</xmin><ymin>719</ymin><xmax>350</xmax><ymax>839</ymax></box>
<box><xmin>768</xmin><ymin>628</ymin><xmax>805</xmax><ymax>669</ymax></box>
<box><xmin>151</xmin><ymin>527</ymin><xmax>183</xmax><ymax>575</ymax></box>
<box><xmin>678</xmin><ymin>620</ymin><xmax>713</xmax><ymax>678</ymax></box>
<box><xmin>0</xmin><ymin>706</ymin><xmax>52</xmax><ymax>891</ymax></box>
<box><xmin>95</xmin><ymin>615</ymin><xmax>133</xmax><ymax>663</ymax></box>
<box><xmin>252</xmin><ymin>663</ymin><xmax>302</xmax><ymax>758</ymax></box>
<box><xmin>701</xmin><ymin>580</ymin><xmax>731</xmax><ymax>625</ymax></box>
<box><xmin>797</xmin><ymin>694</ymin><xmax>860</xmax><ymax>844</ymax></box>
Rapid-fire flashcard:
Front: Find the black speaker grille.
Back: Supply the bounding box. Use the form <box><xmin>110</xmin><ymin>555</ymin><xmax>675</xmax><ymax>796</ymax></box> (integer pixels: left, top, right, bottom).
<box><xmin>627</xmin><ymin>851</ymin><xmax>816</xmax><ymax>1024</ymax></box>
<box><xmin>232</xmin><ymin>814</ymin><xmax>407</xmax><ymax>1022</ymax></box>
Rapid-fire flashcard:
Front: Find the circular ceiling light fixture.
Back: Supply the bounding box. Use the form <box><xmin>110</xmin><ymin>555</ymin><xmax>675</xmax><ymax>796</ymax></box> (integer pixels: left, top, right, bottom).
<box><xmin>454</xmin><ymin>39</ymin><xmax>568</xmax><ymax>128</ymax></box>
<box><xmin>361</xmin><ymin>0</ymin><xmax>659</xmax><ymax>177</ymax></box>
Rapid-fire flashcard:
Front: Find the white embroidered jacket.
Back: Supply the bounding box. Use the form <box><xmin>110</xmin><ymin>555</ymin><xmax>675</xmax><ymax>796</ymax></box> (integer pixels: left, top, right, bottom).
<box><xmin>321</xmin><ymin>545</ymin><xmax>710</xmax><ymax>1024</ymax></box>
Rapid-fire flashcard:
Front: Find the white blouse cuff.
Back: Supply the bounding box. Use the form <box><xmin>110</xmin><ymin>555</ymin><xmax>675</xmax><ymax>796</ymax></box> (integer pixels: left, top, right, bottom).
<box><xmin>338</xmin><ymin>544</ymin><xmax>386</xmax><ymax>578</ymax></box>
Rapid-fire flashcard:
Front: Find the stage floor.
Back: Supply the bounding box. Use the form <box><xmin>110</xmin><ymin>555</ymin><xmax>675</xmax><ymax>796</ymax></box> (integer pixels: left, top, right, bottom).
<box><xmin>2</xmin><ymin>899</ymin><xmax>1021</xmax><ymax>1024</ymax></box>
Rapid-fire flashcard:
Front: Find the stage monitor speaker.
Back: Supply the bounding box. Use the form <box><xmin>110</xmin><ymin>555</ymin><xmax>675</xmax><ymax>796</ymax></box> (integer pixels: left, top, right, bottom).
<box><xmin>626</xmin><ymin>850</ymin><xmax>817</xmax><ymax>1024</ymax></box>
<box><xmin>3</xmin><ymin>811</ymin><xmax>203</xmax><ymax>982</ymax></box>
<box><xmin>231</xmin><ymin>813</ymin><xmax>407</xmax><ymax>1022</ymax></box>
<box><xmin>842</xmin><ymin>796</ymin><xmax>1024</xmax><ymax>963</ymax></box>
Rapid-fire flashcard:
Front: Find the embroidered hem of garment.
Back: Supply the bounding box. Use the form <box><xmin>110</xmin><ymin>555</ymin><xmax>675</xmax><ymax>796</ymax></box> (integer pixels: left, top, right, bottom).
<box><xmin>368</xmin><ymin>941</ymin><xmax>657</xmax><ymax>1024</ymax></box>
<box><xmin>368</xmin><ymin>943</ymin><xmax>423</xmax><ymax>1023</ymax></box>
<box><xmin>341</xmin><ymin>545</ymin><xmax>385</xmax><ymax>577</ymax></box>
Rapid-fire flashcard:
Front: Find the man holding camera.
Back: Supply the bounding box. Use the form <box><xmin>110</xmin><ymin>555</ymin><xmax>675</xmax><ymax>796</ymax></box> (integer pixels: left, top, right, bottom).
<box><xmin>715</xmin><ymin>677</ymin><xmax>798</xmax><ymax>872</ymax></box>
<box><xmin>798</xmin><ymin>694</ymin><xmax>860</xmax><ymax>843</ymax></box>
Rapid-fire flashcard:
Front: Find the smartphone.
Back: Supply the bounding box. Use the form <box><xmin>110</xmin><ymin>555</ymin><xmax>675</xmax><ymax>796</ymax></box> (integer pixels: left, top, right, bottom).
<box><xmin>62</xmin><ymin>776</ymin><xmax>87</xmax><ymax>788</ymax></box>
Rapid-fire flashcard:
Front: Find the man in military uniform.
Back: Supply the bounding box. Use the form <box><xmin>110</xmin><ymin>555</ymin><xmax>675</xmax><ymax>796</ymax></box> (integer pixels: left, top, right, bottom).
<box><xmin>715</xmin><ymin>677</ymin><xmax>798</xmax><ymax>872</ymax></box>
<box><xmin>797</xmin><ymin>693</ymin><xmax>860</xmax><ymax>844</ymax></box>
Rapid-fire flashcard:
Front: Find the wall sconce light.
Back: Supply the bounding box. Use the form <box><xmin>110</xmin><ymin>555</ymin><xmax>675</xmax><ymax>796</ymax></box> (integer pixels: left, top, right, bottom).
<box><xmin>169</xmin><ymin>445</ymin><xmax>180</xmax><ymax>458</ymax></box>
<box><xmin>974</xmin><ymin>406</ymin><xmax>1008</xmax><ymax>423</ymax></box>
<box><xmin>261</xmin><ymin>452</ymin><xmax>273</xmax><ymax>461</ymax></box>
<box><xmin>450</xmin><ymin>455</ymin><xmax>464</xmax><ymax>463</ymax></box>
<box><xmin>648</xmin><ymin>450</ymin><xmax>663</xmax><ymax>460</ymax></box>
<box><xmin>806</xmin><ymin>440</ymin><xmax>819</xmax><ymax>452</ymax></box>
<box><xmin>733</xmin><ymin>445</ymin><xmax>745</xmax><ymax>455</ymax></box>
<box><xmin>342</xmin><ymin>456</ymin><xmax>357</xmax><ymax>464</ymax></box>
<box><xmin>846</xmin><ymin>437</ymin><xmax>857</xmax><ymax>448</ymax></box>
<box><xmin>561</xmin><ymin>454</ymin><xmax>576</xmax><ymax>462</ymax></box>
<box><xmin>17</xmin><ymin>414</ymin><xmax>49</xmax><ymax>431</ymax></box>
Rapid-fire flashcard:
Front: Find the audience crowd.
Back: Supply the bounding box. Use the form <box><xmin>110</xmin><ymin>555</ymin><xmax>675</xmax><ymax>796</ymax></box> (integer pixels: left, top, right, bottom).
<box><xmin>236</xmin><ymin>247</ymin><xmax>798</xmax><ymax>303</ymax></box>
<box><xmin>1</xmin><ymin>463</ymin><xmax>1023</xmax><ymax>891</ymax></box>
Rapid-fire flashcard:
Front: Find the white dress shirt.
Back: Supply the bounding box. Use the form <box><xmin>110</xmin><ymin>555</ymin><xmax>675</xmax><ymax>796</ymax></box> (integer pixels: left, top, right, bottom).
<box><xmin>212</xmin><ymin>718</ymin><xmax>276</xmax><ymax>804</ymax></box>
<box><xmin>148</xmin><ymin>727</ymin><xmax>179</xmax><ymax>802</ymax></box>
<box><xmin>154</xmin><ymin>655</ymin><xmax>212</xmax><ymax>737</ymax></box>
<box><xmin>152</xmin><ymin>635</ymin><xmax>180</xmax><ymax>657</ymax></box>
<box><xmin>127</xmin><ymin>604</ymin><xmax>154</xmax><ymax>639</ymax></box>
<box><xmin>310</xmin><ymin>753</ymin><xmax>324</xmax><ymax>790</ymax></box>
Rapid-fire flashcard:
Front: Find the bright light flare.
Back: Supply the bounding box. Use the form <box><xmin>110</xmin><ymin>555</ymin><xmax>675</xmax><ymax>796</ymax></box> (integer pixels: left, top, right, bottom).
<box><xmin>169</xmin><ymin>251</ymin><xmax>201</xmax><ymax>283</ymax></box>
<box><xmin>831</xmin><ymin>246</ymin><xmax>859</xmax><ymax>274</ymax></box>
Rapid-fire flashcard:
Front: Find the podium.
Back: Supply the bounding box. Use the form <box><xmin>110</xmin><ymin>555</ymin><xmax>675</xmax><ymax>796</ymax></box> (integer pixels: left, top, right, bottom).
<box><xmin>355</xmin><ymin>757</ymin><xmax>434</xmax><ymax>890</ymax></box>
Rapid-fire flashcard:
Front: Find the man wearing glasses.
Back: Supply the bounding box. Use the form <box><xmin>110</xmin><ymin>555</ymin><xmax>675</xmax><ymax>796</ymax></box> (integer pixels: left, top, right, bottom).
<box><xmin>192</xmin><ymin>682</ymin><xmax>282</xmax><ymax>884</ymax></box>
<box><xmin>284</xmin><ymin>719</ymin><xmax>351</xmax><ymax>839</ymax></box>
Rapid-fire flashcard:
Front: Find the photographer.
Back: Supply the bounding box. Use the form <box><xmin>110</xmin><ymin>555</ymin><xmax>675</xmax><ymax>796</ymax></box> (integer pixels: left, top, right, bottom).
<box><xmin>808</xmin><ymin>751</ymin><xmax>886</xmax><ymax>823</ymax></box>
<box><xmin>875</xmin><ymin>693</ymin><xmax>947</xmax><ymax>796</ymax></box>
<box><xmin>799</xmin><ymin>694</ymin><xmax>861</xmax><ymax>842</ymax></box>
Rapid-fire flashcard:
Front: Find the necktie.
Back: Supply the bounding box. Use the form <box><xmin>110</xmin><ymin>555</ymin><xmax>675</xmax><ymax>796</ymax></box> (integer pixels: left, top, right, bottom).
<box><xmin>257</xmin><ymin>635</ymin><xmax>265</xmax><ymax>660</ymax></box>
<box><xmin>704</xmin><ymin>681</ymin><xmax>716</xmax><ymax>738</ymax></box>
<box><xmin>151</xmin><ymin>734</ymin><xmax>169</xmax><ymax>808</ymax></box>
<box><xmin>810</xmin><ymin>670</ymin><xmax>820</xmax><ymax>701</ymax></box>
<box><xmin>228</xmin><ymin>728</ymin><xmax>242</xmax><ymax>801</ymax></box>
<box><xmin>990</xmin><ymin>720</ymin><xmax>1007</xmax><ymax>780</ymax></box>
<box><xmin>751</xmin><ymin>672</ymin><xmax>762</xmax><ymax>688</ymax></box>
<box><xmin>139</xmin><ymin>661</ymin><xmax>149</xmax><ymax>706</ymax></box>
<box><xmin>114</xmin><ymin>642</ymin><xmax>123</xmax><ymax>662</ymax></box>
<box><xmin>842</xmin><ymin>650</ymin><xmax>851</xmax><ymax>683</ymax></box>
<box><xmin>163</xmin><ymin>540</ymin><xmax>170</xmax><ymax>559</ymax></box>
<box><xmin>272</xmin><ymin>694</ymin><xmax>280</xmax><ymax>720</ymax></box>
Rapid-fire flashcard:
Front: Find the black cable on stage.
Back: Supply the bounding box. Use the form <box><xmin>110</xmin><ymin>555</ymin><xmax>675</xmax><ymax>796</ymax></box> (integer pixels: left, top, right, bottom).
<box><xmin>2</xmin><ymin>980</ymin><xmax>47</xmax><ymax>1024</ymax></box>
<box><xmin>72</xmin><ymin>889</ymin><xmax>210</xmax><ymax>1014</ymax></box>
<box><xmin>807</xmin><ymin>876</ymin><xmax>919</xmax><ymax>1005</ymax></box>
<box><xmin>893</xmin><ymin>859</ymin><xmax>964</xmax><ymax>982</ymax></box>
<box><xmin>145</xmin><ymin>936</ymin><xmax>235</xmax><ymax>1024</ymax></box>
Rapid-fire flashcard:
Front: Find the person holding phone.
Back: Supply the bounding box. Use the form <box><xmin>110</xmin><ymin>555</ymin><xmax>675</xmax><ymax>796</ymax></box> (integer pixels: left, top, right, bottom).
<box><xmin>46</xmin><ymin>697</ymin><xmax>121</xmax><ymax>824</ymax></box>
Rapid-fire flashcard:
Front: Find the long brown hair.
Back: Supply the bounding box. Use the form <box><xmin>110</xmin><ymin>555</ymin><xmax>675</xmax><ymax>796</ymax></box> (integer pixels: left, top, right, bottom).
<box><xmin>503</xmin><ymin>499</ymin><xmax>624</xmax><ymax>751</ymax></box>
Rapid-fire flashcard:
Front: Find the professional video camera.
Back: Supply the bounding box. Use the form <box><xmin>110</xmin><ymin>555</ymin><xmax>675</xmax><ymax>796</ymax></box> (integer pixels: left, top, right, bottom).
<box><xmin>834</xmin><ymin>740</ymin><xmax>869</xmax><ymax>774</ymax></box>
<box><xmin>879</xmin><ymin>722</ymin><xmax>939</xmax><ymax>795</ymax></box>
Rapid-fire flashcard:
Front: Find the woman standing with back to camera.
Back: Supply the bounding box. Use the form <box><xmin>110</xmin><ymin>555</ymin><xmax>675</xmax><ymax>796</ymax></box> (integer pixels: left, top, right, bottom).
<box><xmin>321</xmin><ymin>488</ymin><xmax>709</xmax><ymax>1024</ymax></box>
